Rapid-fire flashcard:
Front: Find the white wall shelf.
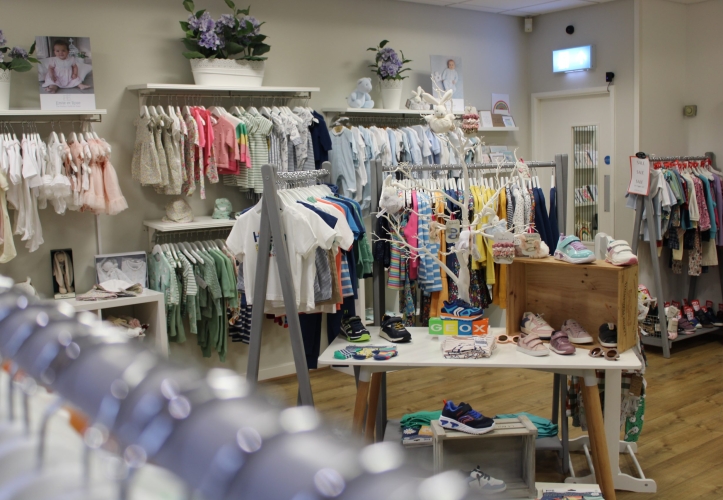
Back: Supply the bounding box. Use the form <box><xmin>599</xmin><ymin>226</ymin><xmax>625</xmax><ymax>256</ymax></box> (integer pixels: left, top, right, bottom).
<box><xmin>479</xmin><ymin>127</ymin><xmax>519</xmax><ymax>132</ymax></box>
<box><xmin>128</xmin><ymin>84</ymin><xmax>319</xmax><ymax>96</ymax></box>
<box><xmin>322</xmin><ymin>107</ymin><xmax>436</xmax><ymax>116</ymax></box>
<box><xmin>60</xmin><ymin>289</ymin><xmax>168</xmax><ymax>356</ymax></box>
<box><xmin>143</xmin><ymin>215</ymin><xmax>235</xmax><ymax>232</ymax></box>
<box><xmin>0</xmin><ymin>109</ymin><xmax>107</xmax><ymax>122</ymax></box>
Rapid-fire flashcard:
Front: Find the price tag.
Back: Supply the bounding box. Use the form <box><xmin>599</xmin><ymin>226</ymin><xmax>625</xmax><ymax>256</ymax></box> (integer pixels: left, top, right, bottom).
<box><xmin>446</xmin><ymin>220</ymin><xmax>461</xmax><ymax>243</ymax></box>
<box><xmin>628</xmin><ymin>157</ymin><xmax>651</xmax><ymax>196</ymax></box>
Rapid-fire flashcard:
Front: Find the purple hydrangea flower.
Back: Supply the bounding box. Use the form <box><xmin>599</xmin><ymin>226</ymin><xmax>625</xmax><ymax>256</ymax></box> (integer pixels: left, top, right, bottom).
<box><xmin>188</xmin><ymin>14</ymin><xmax>201</xmax><ymax>31</ymax></box>
<box><xmin>198</xmin><ymin>31</ymin><xmax>223</xmax><ymax>50</ymax></box>
<box><xmin>239</xmin><ymin>15</ymin><xmax>261</xmax><ymax>43</ymax></box>
<box><xmin>379</xmin><ymin>60</ymin><xmax>401</xmax><ymax>79</ymax></box>
<box><xmin>0</xmin><ymin>31</ymin><xmax>6</xmax><ymax>47</ymax></box>
<box><xmin>379</xmin><ymin>47</ymin><xmax>397</xmax><ymax>62</ymax></box>
<box><xmin>216</xmin><ymin>14</ymin><xmax>235</xmax><ymax>31</ymax></box>
<box><xmin>9</xmin><ymin>47</ymin><xmax>28</xmax><ymax>60</ymax></box>
<box><xmin>197</xmin><ymin>11</ymin><xmax>215</xmax><ymax>33</ymax></box>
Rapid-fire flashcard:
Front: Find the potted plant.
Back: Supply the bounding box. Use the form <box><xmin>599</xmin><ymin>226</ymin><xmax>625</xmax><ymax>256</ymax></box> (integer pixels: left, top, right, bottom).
<box><xmin>368</xmin><ymin>40</ymin><xmax>411</xmax><ymax>110</ymax></box>
<box><xmin>180</xmin><ymin>0</ymin><xmax>270</xmax><ymax>87</ymax></box>
<box><xmin>0</xmin><ymin>31</ymin><xmax>38</xmax><ymax>110</ymax></box>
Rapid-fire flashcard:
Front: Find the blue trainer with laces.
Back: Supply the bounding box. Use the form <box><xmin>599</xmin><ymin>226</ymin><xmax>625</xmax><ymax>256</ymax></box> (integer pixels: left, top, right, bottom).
<box><xmin>441</xmin><ymin>299</ymin><xmax>484</xmax><ymax>320</ymax></box>
<box><xmin>439</xmin><ymin>401</ymin><xmax>495</xmax><ymax>435</ymax></box>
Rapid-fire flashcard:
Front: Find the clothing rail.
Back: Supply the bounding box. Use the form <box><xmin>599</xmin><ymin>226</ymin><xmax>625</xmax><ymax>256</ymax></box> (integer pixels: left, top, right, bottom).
<box><xmin>382</xmin><ymin>161</ymin><xmax>558</xmax><ymax>171</ymax></box>
<box><xmin>275</xmin><ymin>168</ymin><xmax>329</xmax><ymax>179</ymax></box>
<box><xmin>630</xmin><ymin>151</ymin><xmax>721</xmax><ymax>358</ymax></box>
<box><xmin>368</xmin><ymin>154</ymin><xmax>569</xmax><ymax>440</ymax></box>
<box><xmin>0</xmin><ymin>278</ymin><xmax>462</xmax><ymax>500</ymax></box>
<box><xmin>0</xmin><ymin>117</ymin><xmax>103</xmax><ymax>124</ymax></box>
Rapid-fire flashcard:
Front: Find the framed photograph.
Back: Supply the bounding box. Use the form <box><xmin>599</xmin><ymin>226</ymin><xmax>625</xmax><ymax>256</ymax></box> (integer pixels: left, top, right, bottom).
<box><xmin>36</xmin><ymin>36</ymin><xmax>95</xmax><ymax>110</ymax></box>
<box><xmin>430</xmin><ymin>55</ymin><xmax>464</xmax><ymax>113</ymax></box>
<box><xmin>479</xmin><ymin>111</ymin><xmax>494</xmax><ymax>129</ymax></box>
<box><xmin>502</xmin><ymin>116</ymin><xmax>516</xmax><ymax>128</ymax></box>
<box><xmin>51</xmin><ymin>248</ymin><xmax>75</xmax><ymax>299</ymax></box>
<box><xmin>95</xmin><ymin>251</ymin><xmax>148</xmax><ymax>288</ymax></box>
<box><xmin>489</xmin><ymin>153</ymin><xmax>506</xmax><ymax>163</ymax></box>
<box><xmin>492</xmin><ymin>93</ymin><xmax>511</xmax><ymax>115</ymax></box>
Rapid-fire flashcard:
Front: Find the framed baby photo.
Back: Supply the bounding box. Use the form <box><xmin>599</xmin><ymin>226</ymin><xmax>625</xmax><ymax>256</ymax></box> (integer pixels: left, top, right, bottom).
<box><xmin>35</xmin><ymin>36</ymin><xmax>96</xmax><ymax>110</ymax></box>
<box><xmin>95</xmin><ymin>251</ymin><xmax>148</xmax><ymax>288</ymax></box>
<box><xmin>50</xmin><ymin>248</ymin><xmax>76</xmax><ymax>299</ymax></box>
<box><xmin>430</xmin><ymin>55</ymin><xmax>464</xmax><ymax>113</ymax></box>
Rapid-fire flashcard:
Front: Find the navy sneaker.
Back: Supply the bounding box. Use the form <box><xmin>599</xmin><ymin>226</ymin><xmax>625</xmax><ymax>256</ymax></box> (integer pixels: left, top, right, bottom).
<box><xmin>439</xmin><ymin>401</ymin><xmax>495</xmax><ymax>435</ymax></box>
<box><xmin>380</xmin><ymin>315</ymin><xmax>412</xmax><ymax>343</ymax></box>
<box><xmin>341</xmin><ymin>316</ymin><xmax>370</xmax><ymax>342</ymax></box>
<box><xmin>441</xmin><ymin>299</ymin><xmax>484</xmax><ymax>320</ymax></box>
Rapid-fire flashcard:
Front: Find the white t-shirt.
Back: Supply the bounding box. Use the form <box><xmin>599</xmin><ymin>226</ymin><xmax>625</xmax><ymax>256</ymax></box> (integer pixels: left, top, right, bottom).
<box><xmin>226</xmin><ymin>202</ymin><xmax>317</xmax><ymax>311</ymax></box>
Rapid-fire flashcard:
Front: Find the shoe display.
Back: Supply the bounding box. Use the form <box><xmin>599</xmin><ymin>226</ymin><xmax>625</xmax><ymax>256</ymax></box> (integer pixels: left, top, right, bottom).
<box><xmin>549</xmin><ymin>331</ymin><xmax>576</xmax><ymax>355</ymax></box>
<box><xmin>520</xmin><ymin>312</ymin><xmax>555</xmax><ymax>340</ymax></box>
<box><xmin>341</xmin><ymin>316</ymin><xmax>371</xmax><ymax>343</ymax></box>
<box><xmin>467</xmin><ymin>466</ymin><xmax>507</xmax><ymax>493</ymax></box>
<box><xmin>598</xmin><ymin>323</ymin><xmax>618</xmax><ymax>348</ymax></box>
<box><xmin>516</xmin><ymin>332</ymin><xmax>550</xmax><ymax>356</ymax></box>
<box><xmin>561</xmin><ymin>319</ymin><xmax>593</xmax><ymax>343</ymax></box>
<box><xmin>441</xmin><ymin>299</ymin><xmax>484</xmax><ymax>320</ymax></box>
<box><xmin>380</xmin><ymin>315</ymin><xmax>412</xmax><ymax>343</ymax></box>
<box><xmin>665</xmin><ymin>306</ymin><xmax>679</xmax><ymax>340</ymax></box>
<box><xmin>677</xmin><ymin>316</ymin><xmax>696</xmax><ymax>334</ymax></box>
<box><xmin>703</xmin><ymin>308</ymin><xmax>723</xmax><ymax>327</ymax></box>
<box><xmin>439</xmin><ymin>401</ymin><xmax>495</xmax><ymax>435</ymax></box>
<box><xmin>694</xmin><ymin>309</ymin><xmax>712</xmax><ymax>327</ymax></box>
<box><xmin>605</xmin><ymin>239</ymin><xmax>639</xmax><ymax>266</ymax></box>
<box><xmin>554</xmin><ymin>235</ymin><xmax>596</xmax><ymax>264</ymax></box>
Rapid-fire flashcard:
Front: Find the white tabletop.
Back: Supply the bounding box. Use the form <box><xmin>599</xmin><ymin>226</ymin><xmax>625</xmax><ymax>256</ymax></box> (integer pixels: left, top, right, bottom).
<box><xmin>318</xmin><ymin>327</ymin><xmax>642</xmax><ymax>371</ymax></box>
<box><xmin>58</xmin><ymin>289</ymin><xmax>164</xmax><ymax>312</ymax></box>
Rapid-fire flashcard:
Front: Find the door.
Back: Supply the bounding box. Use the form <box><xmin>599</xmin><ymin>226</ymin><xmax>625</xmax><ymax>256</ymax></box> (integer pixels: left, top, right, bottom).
<box><xmin>533</xmin><ymin>88</ymin><xmax>615</xmax><ymax>245</ymax></box>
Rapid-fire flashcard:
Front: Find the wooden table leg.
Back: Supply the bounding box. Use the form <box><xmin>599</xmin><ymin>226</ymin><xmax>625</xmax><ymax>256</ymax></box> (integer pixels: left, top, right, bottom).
<box><xmin>582</xmin><ymin>371</ymin><xmax>616</xmax><ymax>500</ymax></box>
<box><xmin>352</xmin><ymin>368</ymin><xmax>372</xmax><ymax>436</ymax></box>
<box><xmin>364</xmin><ymin>373</ymin><xmax>382</xmax><ymax>442</ymax></box>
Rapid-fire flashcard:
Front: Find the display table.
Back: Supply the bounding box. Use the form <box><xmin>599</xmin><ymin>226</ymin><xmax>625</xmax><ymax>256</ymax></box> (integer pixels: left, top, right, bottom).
<box><xmin>318</xmin><ymin>327</ymin><xmax>655</xmax><ymax>499</ymax></box>
<box><xmin>58</xmin><ymin>289</ymin><xmax>168</xmax><ymax>357</ymax></box>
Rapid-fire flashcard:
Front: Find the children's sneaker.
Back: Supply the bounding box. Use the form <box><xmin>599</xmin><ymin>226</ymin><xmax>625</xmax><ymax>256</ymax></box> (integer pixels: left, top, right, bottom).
<box><xmin>439</xmin><ymin>401</ymin><xmax>495</xmax><ymax>435</ymax></box>
<box><xmin>441</xmin><ymin>299</ymin><xmax>484</xmax><ymax>320</ymax></box>
<box><xmin>520</xmin><ymin>312</ymin><xmax>555</xmax><ymax>340</ymax></box>
<box><xmin>599</xmin><ymin>323</ymin><xmax>618</xmax><ymax>348</ymax></box>
<box><xmin>549</xmin><ymin>331</ymin><xmax>576</xmax><ymax>355</ymax></box>
<box><xmin>554</xmin><ymin>234</ymin><xmax>596</xmax><ymax>264</ymax></box>
<box><xmin>677</xmin><ymin>317</ymin><xmax>696</xmax><ymax>334</ymax></box>
<box><xmin>341</xmin><ymin>316</ymin><xmax>371</xmax><ymax>343</ymax></box>
<box><xmin>467</xmin><ymin>466</ymin><xmax>507</xmax><ymax>493</ymax></box>
<box><xmin>561</xmin><ymin>319</ymin><xmax>594</xmax><ymax>343</ymax></box>
<box><xmin>703</xmin><ymin>308</ymin><xmax>723</xmax><ymax>327</ymax></box>
<box><xmin>694</xmin><ymin>309</ymin><xmax>712</xmax><ymax>327</ymax></box>
<box><xmin>380</xmin><ymin>315</ymin><xmax>412</xmax><ymax>343</ymax></box>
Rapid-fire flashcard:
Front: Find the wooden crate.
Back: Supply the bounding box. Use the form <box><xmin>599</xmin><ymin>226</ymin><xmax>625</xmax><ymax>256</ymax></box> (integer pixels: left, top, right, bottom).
<box><xmin>432</xmin><ymin>416</ymin><xmax>537</xmax><ymax>499</ymax></box>
<box><xmin>506</xmin><ymin>256</ymin><xmax>638</xmax><ymax>352</ymax></box>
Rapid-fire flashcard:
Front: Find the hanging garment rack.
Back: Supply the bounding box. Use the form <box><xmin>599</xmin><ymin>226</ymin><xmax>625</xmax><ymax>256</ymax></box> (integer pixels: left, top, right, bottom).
<box><xmin>367</xmin><ymin>155</ymin><xmax>569</xmax><ymax>442</ymax></box>
<box><xmin>245</xmin><ymin>164</ymin><xmax>331</xmax><ymax>407</ymax></box>
<box><xmin>630</xmin><ymin>152</ymin><xmax>722</xmax><ymax>358</ymax></box>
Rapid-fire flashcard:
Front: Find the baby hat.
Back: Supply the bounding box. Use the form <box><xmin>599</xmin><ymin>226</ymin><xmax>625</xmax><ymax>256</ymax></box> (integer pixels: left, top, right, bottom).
<box><xmin>162</xmin><ymin>199</ymin><xmax>194</xmax><ymax>223</ymax></box>
<box><xmin>212</xmin><ymin>198</ymin><xmax>233</xmax><ymax>219</ymax></box>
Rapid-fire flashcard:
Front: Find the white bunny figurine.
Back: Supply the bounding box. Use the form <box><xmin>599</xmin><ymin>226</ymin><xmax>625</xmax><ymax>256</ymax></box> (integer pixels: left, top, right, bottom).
<box><xmin>422</xmin><ymin>89</ymin><xmax>456</xmax><ymax>133</ymax></box>
<box><xmin>408</xmin><ymin>86</ymin><xmax>428</xmax><ymax>110</ymax></box>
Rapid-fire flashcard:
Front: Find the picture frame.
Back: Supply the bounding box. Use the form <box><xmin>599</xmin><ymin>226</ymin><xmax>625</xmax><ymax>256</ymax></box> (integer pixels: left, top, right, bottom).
<box><xmin>95</xmin><ymin>251</ymin><xmax>148</xmax><ymax>288</ymax></box>
<box><xmin>35</xmin><ymin>36</ymin><xmax>96</xmax><ymax>110</ymax></box>
<box><xmin>502</xmin><ymin>115</ymin><xmax>516</xmax><ymax>128</ymax></box>
<box><xmin>51</xmin><ymin>248</ymin><xmax>76</xmax><ymax>299</ymax></box>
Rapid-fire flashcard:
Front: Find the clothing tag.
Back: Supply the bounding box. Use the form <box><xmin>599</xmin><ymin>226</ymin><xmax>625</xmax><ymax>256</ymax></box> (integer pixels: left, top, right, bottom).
<box><xmin>691</xmin><ymin>299</ymin><xmax>701</xmax><ymax>311</ymax></box>
<box><xmin>445</xmin><ymin>220</ymin><xmax>461</xmax><ymax>243</ymax></box>
<box><xmin>629</xmin><ymin>374</ymin><xmax>644</xmax><ymax>397</ymax></box>
<box><xmin>664</xmin><ymin>301</ymin><xmax>670</xmax><ymax>308</ymax></box>
<box><xmin>684</xmin><ymin>305</ymin><xmax>695</xmax><ymax>321</ymax></box>
<box><xmin>628</xmin><ymin>156</ymin><xmax>651</xmax><ymax>196</ymax></box>
<box><xmin>672</xmin><ymin>300</ymin><xmax>681</xmax><ymax>308</ymax></box>
<box><xmin>706</xmin><ymin>300</ymin><xmax>714</xmax><ymax>310</ymax></box>
<box><xmin>196</xmin><ymin>274</ymin><xmax>208</xmax><ymax>289</ymax></box>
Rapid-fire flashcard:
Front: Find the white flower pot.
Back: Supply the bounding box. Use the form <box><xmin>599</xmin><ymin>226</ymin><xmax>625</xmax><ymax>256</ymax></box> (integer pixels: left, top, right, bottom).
<box><xmin>190</xmin><ymin>58</ymin><xmax>265</xmax><ymax>87</ymax></box>
<box><xmin>0</xmin><ymin>70</ymin><xmax>10</xmax><ymax>111</ymax></box>
<box><xmin>379</xmin><ymin>78</ymin><xmax>403</xmax><ymax>110</ymax></box>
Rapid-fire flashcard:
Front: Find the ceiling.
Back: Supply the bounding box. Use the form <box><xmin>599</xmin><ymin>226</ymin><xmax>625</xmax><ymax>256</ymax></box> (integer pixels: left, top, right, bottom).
<box><xmin>396</xmin><ymin>0</ymin><xmax>710</xmax><ymax>17</ymax></box>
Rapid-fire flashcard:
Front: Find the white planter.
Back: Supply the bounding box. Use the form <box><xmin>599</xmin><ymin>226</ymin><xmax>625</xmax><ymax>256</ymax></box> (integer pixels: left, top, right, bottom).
<box><xmin>379</xmin><ymin>78</ymin><xmax>403</xmax><ymax>110</ymax></box>
<box><xmin>0</xmin><ymin>70</ymin><xmax>10</xmax><ymax>111</ymax></box>
<box><xmin>190</xmin><ymin>58</ymin><xmax>265</xmax><ymax>87</ymax></box>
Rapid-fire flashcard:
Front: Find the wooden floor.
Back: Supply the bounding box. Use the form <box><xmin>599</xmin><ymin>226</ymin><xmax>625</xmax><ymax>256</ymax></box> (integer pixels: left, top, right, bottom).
<box><xmin>261</xmin><ymin>334</ymin><xmax>723</xmax><ymax>499</ymax></box>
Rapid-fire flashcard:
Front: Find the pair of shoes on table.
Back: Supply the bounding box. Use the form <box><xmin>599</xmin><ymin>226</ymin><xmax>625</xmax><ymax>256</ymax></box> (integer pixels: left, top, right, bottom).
<box><xmin>519</xmin><ymin>313</ymin><xmax>579</xmax><ymax>355</ymax></box>
<box><xmin>380</xmin><ymin>314</ymin><xmax>412</xmax><ymax>343</ymax></box>
<box><xmin>439</xmin><ymin>400</ymin><xmax>495</xmax><ymax>435</ymax></box>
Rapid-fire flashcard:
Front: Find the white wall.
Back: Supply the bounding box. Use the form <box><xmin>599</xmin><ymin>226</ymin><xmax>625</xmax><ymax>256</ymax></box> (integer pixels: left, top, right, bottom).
<box><xmin>0</xmin><ymin>0</ymin><xmax>530</xmax><ymax>376</ymax></box>
<box><xmin>528</xmin><ymin>0</ymin><xmax>636</xmax><ymax>241</ymax></box>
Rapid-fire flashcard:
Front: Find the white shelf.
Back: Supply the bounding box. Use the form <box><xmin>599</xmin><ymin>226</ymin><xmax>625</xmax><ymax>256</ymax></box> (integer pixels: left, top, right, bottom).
<box><xmin>143</xmin><ymin>215</ymin><xmax>236</xmax><ymax>232</ymax></box>
<box><xmin>478</xmin><ymin>127</ymin><xmax>519</xmax><ymax>132</ymax></box>
<box><xmin>322</xmin><ymin>107</ymin><xmax>435</xmax><ymax>115</ymax></box>
<box><xmin>60</xmin><ymin>289</ymin><xmax>164</xmax><ymax>312</ymax></box>
<box><xmin>128</xmin><ymin>84</ymin><xmax>319</xmax><ymax>94</ymax></box>
<box><xmin>0</xmin><ymin>109</ymin><xmax>107</xmax><ymax>116</ymax></box>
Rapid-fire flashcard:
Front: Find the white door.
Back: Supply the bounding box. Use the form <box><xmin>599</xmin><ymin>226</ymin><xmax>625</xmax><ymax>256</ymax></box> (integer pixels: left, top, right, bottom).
<box><xmin>532</xmin><ymin>88</ymin><xmax>615</xmax><ymax>245</ymax></box>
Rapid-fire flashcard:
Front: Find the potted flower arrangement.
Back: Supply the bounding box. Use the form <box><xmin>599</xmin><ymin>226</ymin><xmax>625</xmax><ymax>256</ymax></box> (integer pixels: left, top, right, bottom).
<box><xmin>368</xmin><ymin>40</ymin><xmax>411</xmax><ymax>110</ymax></box>
<box><xmin>0</xmin><ymin>31</ymin><xmax>38</xmax><ymax>110</ymax></box>
<box><xmin>180</xmin><ymin>0</ymin><xmax>270</xmax><ymax>87</ymax></box>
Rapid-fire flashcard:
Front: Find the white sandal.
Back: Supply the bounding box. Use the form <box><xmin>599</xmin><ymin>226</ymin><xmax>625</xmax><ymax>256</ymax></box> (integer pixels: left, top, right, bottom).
<box><xmin>605</xmin><ymin>240</ymin><xmax>638</xmax><ymax>266</ymax></box>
